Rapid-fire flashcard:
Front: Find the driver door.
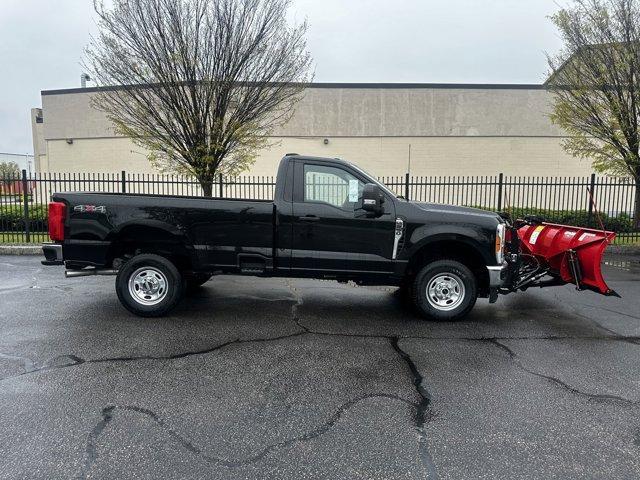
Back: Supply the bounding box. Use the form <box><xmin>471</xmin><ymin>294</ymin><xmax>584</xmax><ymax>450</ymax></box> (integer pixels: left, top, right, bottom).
<box><xmin>290</xmin><ymin>161</ymin><xmax>396</xmax><ymax>274</ymax></box>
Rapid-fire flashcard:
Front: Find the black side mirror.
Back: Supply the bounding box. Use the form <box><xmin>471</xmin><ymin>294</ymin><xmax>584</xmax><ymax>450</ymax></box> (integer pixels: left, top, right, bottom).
<box><xmin>362</xmin><ymin>183</ymin><xmax>384</xmax><ymax>216</ymax></box>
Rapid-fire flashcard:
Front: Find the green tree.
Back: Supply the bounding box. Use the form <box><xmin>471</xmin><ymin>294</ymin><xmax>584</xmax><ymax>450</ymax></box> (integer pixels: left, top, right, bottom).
<box><xmin>547</xmin><ymin>0</ymin><xmax>640</xmax><ymax>227</ymax></box>
<box><xmin>0</xmin><ymin>161</ymin><xmax>20</xmax><ymax>186</ymax></box>
<box><xmin>86</xmin><ymin>0</ymin><xmax>313</xmax><ymax>196</ymax></box>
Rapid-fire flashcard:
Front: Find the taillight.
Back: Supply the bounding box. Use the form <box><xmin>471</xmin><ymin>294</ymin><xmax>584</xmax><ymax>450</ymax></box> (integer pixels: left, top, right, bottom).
<box><xmin>495</xmin><ymin>223</ymin><xmax>505</xmax><ymax>264</ymax></box>
<box><xmin>48</xmin><ymin>202</ymin><xmax>66</xmax><ymax>242</ymax></box>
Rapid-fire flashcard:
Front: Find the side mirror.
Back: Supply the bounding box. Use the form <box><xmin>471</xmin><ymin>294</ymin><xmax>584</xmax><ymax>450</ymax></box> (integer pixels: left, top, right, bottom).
<box><xmin>362</xmin><ymin>183</ymin><xmax>385</xmax><ymax>216</ymax></box>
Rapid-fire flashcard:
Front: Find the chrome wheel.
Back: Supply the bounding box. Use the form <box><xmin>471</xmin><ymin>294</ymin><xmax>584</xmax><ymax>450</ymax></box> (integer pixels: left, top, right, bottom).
<box><xmin>128</xmin><ymin>267</ymin><xmax>168</xmax><ymax>306</ymax></box>
<box><xmin>426</xmin><ymin>273</ymin><xmax>465</xmax><ymax>311</ymax></box>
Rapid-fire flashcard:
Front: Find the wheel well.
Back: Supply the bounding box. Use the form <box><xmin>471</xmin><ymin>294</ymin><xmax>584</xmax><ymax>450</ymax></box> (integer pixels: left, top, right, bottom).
<box><xmin>405</xmin><ymin>240</ymin><xmax>490</xmax><ymax>296</ymax></box>
<box><xmin>107</xmin><ymin>225</ymin><xmax>193</xmax><ymax>271</ymax></box>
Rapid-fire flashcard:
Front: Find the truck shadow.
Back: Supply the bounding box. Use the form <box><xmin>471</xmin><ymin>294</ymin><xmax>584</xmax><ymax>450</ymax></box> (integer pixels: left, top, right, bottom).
<box><xmin>165</xmin><ymin>278</ymin><xmax>617</xmax><ymax>341</ymax></box>
<box><xmin>63</xmin><ymin>276</ymin><xmax>624</xmax><ymax>344</ymax></box>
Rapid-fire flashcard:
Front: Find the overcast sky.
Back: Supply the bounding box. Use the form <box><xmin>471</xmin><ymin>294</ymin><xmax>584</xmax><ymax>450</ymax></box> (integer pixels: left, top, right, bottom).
<box><xmin>0</xmin><ymin>0</ymin><xmax>566</xmax><ymax>155</ymax></box>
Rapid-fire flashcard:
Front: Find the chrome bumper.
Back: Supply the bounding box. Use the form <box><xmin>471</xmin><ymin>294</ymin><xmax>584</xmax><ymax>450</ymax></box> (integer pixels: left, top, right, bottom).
<box><xmin>487</xmin><ymin>264</ymin><xmax>508</xmax><ymax>287</ymax></box>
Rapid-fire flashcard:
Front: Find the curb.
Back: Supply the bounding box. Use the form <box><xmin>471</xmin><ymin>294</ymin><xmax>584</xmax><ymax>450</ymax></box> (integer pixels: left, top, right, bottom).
<box><xmin>0</xmin><ymin>245</ymin><xmax>42</xmax><ymax>256</ymax></box>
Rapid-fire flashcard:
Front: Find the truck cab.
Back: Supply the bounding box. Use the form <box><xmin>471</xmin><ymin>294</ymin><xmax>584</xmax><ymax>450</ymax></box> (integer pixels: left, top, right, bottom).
<box><xmin>272</xmin><ymin>155</ymin><xmax>507</xmax><ymax>313</ymax></box>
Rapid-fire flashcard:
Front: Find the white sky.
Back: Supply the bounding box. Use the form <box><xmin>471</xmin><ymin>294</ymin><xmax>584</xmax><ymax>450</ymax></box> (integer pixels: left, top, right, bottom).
<box><xmin>0</xmin><ymin>0</ymin><xmax>566</xmax><ymax>154</ymax></box>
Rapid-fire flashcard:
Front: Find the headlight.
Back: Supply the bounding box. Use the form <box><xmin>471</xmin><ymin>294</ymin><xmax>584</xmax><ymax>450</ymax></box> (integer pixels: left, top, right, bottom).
<box><xmin>495</xmin><ymin>223</ymin><xmax>506</xmax><ymax>264</ymax></box>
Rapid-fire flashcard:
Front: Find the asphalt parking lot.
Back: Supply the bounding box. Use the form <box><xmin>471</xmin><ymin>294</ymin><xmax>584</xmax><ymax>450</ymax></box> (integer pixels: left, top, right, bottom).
<box><xmin>0</xmin><ymin>255</ymin><xmax>639</xmax><ymax>479</ymax></box>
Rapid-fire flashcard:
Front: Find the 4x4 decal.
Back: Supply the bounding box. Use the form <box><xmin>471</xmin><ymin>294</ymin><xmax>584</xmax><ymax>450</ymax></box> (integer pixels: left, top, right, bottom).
<box><xmin>73</xmin><ymin>205</ymin><xmax>106</xmax><ymax>213</ymax></box>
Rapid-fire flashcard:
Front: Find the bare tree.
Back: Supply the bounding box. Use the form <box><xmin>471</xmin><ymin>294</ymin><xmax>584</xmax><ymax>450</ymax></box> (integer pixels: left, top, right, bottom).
<box><xmin>547</xmin><ymin>0</ymin><xmax>640</xmax><ymax>227</ymax></box>
<box><xmin>86</xmin><ymin>0</ymin><xmax>313</xmax><ymax>196</ymax></box>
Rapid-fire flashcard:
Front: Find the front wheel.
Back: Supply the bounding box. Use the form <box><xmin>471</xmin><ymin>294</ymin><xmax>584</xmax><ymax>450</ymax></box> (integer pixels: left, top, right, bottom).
<box><xmin>116</xmin><ymin>254</ymin><xmax>183</xmax><ymax>317</ymax></box>
<box><xmin>412</xmin><ymin>259</ymin><xmax>477</xmax><ymax>321</ymax></box>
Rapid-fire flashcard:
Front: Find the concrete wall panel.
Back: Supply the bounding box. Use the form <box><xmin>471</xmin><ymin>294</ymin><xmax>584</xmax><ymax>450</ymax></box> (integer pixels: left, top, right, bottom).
<box><xmin>41</xmin><ymin>85</ymin><xmax>563</xmax><ymax>140</ymax></box>
<box><xmin>44</xmin><ymin>136</ymin><xmax>593</xmax><ymax>178</ymax></box>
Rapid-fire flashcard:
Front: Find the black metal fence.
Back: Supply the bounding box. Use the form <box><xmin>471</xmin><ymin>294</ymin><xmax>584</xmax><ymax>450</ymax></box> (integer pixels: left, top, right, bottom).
<box><xmin>1</xmin><ymin>170</ymin><xmax>638</xmax><ymax>244</ymax></box>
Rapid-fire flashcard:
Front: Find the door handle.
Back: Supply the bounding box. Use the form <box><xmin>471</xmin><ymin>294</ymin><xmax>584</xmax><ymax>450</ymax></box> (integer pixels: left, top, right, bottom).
<box><xmin>298</xmin><ymin>215</ymin><xmax>320</xmax><ymax>222</ymax></box>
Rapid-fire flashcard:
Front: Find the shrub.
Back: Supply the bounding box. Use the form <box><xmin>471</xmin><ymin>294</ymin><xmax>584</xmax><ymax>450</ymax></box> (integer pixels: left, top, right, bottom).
<box><xmin>0</xmin><ymin>204</ymin><xmax>49</xmax><ymax>232</ymax></box>
<box><xmin>473</xmin><ymin>206</ymin><xmax>635</xmax><ymax>233</ymax></box>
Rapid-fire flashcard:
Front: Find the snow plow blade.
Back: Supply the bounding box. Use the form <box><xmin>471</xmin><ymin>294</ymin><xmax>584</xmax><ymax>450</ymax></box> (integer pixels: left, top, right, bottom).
<box><xmin>517</xmin><ymin>223</ymin><xmax>618</xmax><ymax>296</ymax></box>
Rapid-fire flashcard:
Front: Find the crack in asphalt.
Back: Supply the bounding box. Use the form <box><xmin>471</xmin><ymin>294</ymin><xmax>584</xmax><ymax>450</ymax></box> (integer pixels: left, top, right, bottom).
<box><xmin>2</xmin><ymin>317</ymin><xmax>638</xmax><ymax>383</ymax></box>
<box><xmin>550</xmin><ymin>290</ymin><xmax>640</xmax><ymax>345</ymax></box>
<box><xmin>284</xmin><ymin>278</ymin><xmax>304</xmax><ymax>321</ymax></box>
<box><xmin>288</xmin><ymin>281</ymin><xmax>640</xmax><ymax>343</ymax></box>
<box><xmin>487</xmin><ymin>339</ymin><xmax>640</xmax><ymax>406</ymax></box>
<box><xmin>2</xmin><ymin>280</ymin><xmax>638</xmax><ymax>381</ymax></box>
<box><xmin>551</xmin><ymin>287</ymin><xmax>640</xmax><ymax>322</ymax></box>
<box><xmin>291</xmin><ymin>319</ymin><xmax>640</xmax><ymax>343</ymax></box>
<box><xmin>582</xmin><ymin>304</ymin><xmax>640</xmax><ymax>322</ymax></box>
<box><xmin>80</xmin><ymin>394</ymin><xmax>417</xmax><ymax>478</ymax></box>
<box><xmin>284</xmin><ymin>281</ymin><xmax>640</xmax><ymax>475</ymax></box>
<box><xmin>2</xmin><ymin>333</ymin><xmax>638</xmax><ymax>381</ymax></box>
<box><xmin>570</xmin><ymin>311</ymin><xmax>640</xmax><ymax>346</ymax></box>
<box><xmin>2</xmin><ymin>277</ymin><xmax>638</xmax><ymax>478</ymax></box>
<box><xmin>0</xmin><ymin>352</ymin><xmax>37</xmax><ymax>373</ymax></box>
<box><xmin>0</xmin><ymin>333</ymin><xmax>307</xmax><ymax>382</ymax></box>
<box><xmin>76</xmin><ymin>281</ymin><xmax>431</xmax><ymax>477</ymax></box>
<box><xmin>2</xmin><ymin>331</ymin><xmax>637</xmax><ymax>382</ymax></box>
<box><xmin>390</xmin><ymin>337</ymin><xmax>439</xmax><ymax>480</ymax></box>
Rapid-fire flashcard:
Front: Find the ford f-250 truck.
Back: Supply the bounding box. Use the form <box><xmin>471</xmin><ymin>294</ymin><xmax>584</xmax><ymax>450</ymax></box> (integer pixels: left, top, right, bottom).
<box><xmin>41</xmin><ymin>154</ymin><xmax>618</xmax><ymax>319</ymax></box>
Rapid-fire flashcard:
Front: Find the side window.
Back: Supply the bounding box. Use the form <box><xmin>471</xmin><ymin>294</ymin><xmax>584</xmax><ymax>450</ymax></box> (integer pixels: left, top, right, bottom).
<box><xmin>303</xmin><ymin>164</ymin><xmax>364</xmax><ymax>209</ymax></box>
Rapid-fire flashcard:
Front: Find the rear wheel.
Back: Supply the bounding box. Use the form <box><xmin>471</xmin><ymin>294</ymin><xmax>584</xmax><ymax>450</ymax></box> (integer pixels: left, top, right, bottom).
<box><xmin>412</xmin><ymin>259</ymin><xmax>477</xmax><ymax>321</ymax></box>
<box><xmin>116</xmin><ymin>254</ymin><xmax>183</xmax><ymax>317</ymax></box>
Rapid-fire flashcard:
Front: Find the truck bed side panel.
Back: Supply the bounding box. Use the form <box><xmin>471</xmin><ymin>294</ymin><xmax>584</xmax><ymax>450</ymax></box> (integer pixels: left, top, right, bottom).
<box><xmin>53</xmin><ymin>192</ymin><xmax>274</xmax><ymax>270</ymax></box>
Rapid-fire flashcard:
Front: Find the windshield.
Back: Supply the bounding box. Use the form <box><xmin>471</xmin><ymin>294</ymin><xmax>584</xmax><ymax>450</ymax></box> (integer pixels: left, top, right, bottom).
<box><xmin>348</xmin><ymin>162</ymin><xmax>399</xmax><ymax>198</ymax></box>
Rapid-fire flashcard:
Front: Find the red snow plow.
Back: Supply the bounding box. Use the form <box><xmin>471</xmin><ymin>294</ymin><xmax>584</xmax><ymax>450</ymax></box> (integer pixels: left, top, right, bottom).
<box><xmin>502</xmin><ymin>218</ymin><xmax>619</xmax><ymax>297</ymax></box>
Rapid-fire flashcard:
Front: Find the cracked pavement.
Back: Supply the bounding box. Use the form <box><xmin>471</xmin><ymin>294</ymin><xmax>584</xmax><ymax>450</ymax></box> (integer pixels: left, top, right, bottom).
<box><xmin>0</xmin><ymin>255</ymin><xmax>639</xmax><ymax>479</ymax></box>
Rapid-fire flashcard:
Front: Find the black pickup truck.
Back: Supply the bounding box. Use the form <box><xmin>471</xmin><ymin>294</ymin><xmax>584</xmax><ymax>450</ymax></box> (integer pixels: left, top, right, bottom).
<box><xmin>42</xmin><ymin>154</ymin><xmax>616</xmax><ymax>319</ymax></box>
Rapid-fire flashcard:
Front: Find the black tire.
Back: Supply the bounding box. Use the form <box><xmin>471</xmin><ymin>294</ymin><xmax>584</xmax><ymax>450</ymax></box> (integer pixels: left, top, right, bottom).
<box><xmin>412</xmin><ymin>259</ymin><xmax>477</xmax><ymax>321</ymax></box>
<box><xmin>116</xmin><ymin>254</ymin><xmax>183</xmax><ymax>317</ymax></box>
<box><xmin>184</xmin><ymin>273</ymin><xmax>212</xmax><ymax>293</ymax></box>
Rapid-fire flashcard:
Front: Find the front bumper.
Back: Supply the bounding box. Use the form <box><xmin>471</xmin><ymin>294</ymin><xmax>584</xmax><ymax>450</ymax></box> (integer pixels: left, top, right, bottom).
<box><xmin>487</xmin><ymin>263</ymin><xmax>508</xmax><ymax>287</ymax></box>
<box><xmin>41</xmin><ymin>243</ymin><xmax>64</xmax><ymax>266</ymax></box>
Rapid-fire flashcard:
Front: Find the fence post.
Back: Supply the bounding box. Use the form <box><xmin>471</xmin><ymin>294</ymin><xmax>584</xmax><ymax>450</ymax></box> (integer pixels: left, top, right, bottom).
<box><xmin>497</xmin><ymin>173</ymin><xmax>504</xmax><ymax>212</ymax></box>
<box><xmin>219</xmin><ymin>173</ymin><xmax>224</xmax><ymax>198</ymax></box>
<box><xmin>121</xmin><ymin>170</ymin><xmax>126</xmax><ymax>193</ymax></box>
<box><xmin>587</xmin><ymin>173</ymin><xmax>596</xmax><ymax>225</ymax></box>
<box><xmin>21</xmin><ymin>169</ymin><xmax>30</xmax><ymax>243</ymax></box>
<box><xmin>404</xmin><ymin>172</ymin><xmax>410</xmax><ymax>201</ymax></box>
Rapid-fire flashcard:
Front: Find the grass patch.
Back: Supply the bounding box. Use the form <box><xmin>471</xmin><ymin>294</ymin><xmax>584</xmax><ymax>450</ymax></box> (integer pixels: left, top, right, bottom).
<box><xmin>0</xmin><ymin>232</ymin><xmax>48</xmax><ymax>244</ymax></box>
<box><xmin>613</xmin><ymin>234</ymin><xmax>640</xmax><ymax>246</ymax></box>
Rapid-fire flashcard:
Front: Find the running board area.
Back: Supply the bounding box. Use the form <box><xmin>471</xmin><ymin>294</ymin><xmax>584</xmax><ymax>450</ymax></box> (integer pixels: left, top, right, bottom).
<box><xmin>238</xmin><ymin>254</ymin><xmax>268</xmax><ymax>275</ymax></box>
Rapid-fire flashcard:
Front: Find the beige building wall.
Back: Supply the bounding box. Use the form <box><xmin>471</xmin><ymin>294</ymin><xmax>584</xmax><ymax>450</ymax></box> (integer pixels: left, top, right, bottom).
<box><xmin>30</xmin><ymin>108</ymin><xmax>46</xmax><ymax>172</ymax></box>
<box><xmin>33</xmin><ymin>84</ymin><xmax>594</xmax><ymax>178</ymax></box>
<box><xmin>43</xmin><ymin>135</ymin><xmax>592</xmax><ymax>178</ymax></box>
<box><xmin>250</xmin><ymin>136</ymin><xmax>591</xmax><ymax>177</ymax></box>
<box><xmin>45</xmin><ymin>138</ymin><xmax>156</xmax><ymax>174</ymax></box>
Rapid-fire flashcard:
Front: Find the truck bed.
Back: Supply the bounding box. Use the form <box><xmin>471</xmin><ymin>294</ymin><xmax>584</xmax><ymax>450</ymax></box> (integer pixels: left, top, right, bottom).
<box><xmin>52</xmin><ymin>191</ymin><xmax>275</xmax><ymax>271</ymax></box>
<box><xmin>53</xmin><ymin>191</ymin><xmax>273</xmax><ymax>202</ymax></box>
